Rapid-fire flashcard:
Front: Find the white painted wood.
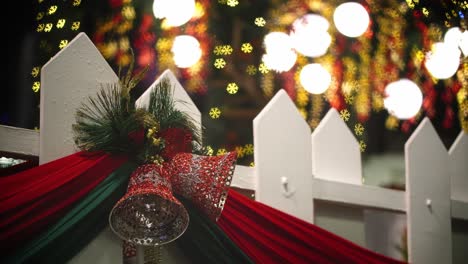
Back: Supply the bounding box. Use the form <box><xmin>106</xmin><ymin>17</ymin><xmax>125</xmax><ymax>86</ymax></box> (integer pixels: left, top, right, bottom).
<box><xmin>312</xmin><ymin>178</ymin><xmax>405</xmax><ymax>212</ymax></box>
<box><xmin>451</xmin><ymin>199</ymin><xmax>468</xmax><ymax>220</ymax></box>
<box><xmin>448</xmin><ymin>132</ymin><xmax>468</xmax><ymax>202</ymax></box>
<box><xmin>40</xmin><ymin>32</ymin><xmax>118</xmax><ymax>164</ymax></box>
<box><xmin>0</xmin><ymin>125</ymin><xmax>39</xmax><ymax>156</ymax></box>
<box><xmin>363</xmin><ymin>210</ymin><xmax>406</xmax><ymax>261</ymax></box>
<box><xmin>312</xmin><ymin>108</ymin><xmax>362</xmax><ymax>185</ymax></box>
<box><xmin>405</xmin><ymin>118</ymin><xmax>451</xmax><ymax>264</ymax></box>
<box><xmin>231</xmin><ymin>165</ymin><xmax>255</xmax><ymax>190</ymax></box>
<box><xmin>253</xmin><ymin>89</ymin><xmax>313</xmax><ymax>223</ymax></box>
<box><xmin>314</xmin><ymin>201</ymin><xmax>365</xmax><ymax>247</ymax></box>
<box><xmin>135</xmin><ymin>69</ymin><xmax>201</xmax><ymax>135</ymax></box>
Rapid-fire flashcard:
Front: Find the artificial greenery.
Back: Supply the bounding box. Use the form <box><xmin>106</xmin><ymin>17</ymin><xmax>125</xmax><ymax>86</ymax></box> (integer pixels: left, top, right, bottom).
<box><xmin>72</xmin><ymin>57</ymin><xmax>201</xmax><ymax>164</ymax></box>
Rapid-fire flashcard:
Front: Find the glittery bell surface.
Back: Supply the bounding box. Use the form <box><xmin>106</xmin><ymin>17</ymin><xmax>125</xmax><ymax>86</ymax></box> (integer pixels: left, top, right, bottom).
<box><xmin>109</xmin><ymin>164</ymin><xmax>189</xmax><ymax>246</ymax></box>
<box><xmin>168</xmin><ymin>151</ymin><xmax>237</xmax><ymax>221</ymax></box>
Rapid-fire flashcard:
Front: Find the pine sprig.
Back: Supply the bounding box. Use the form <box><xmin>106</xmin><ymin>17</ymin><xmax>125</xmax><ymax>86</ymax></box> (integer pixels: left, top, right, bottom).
<box><xmin>146</xmin><ymin>78</ymin><xmax>201</xmax><ymax>145</ymax></box>
<box><xmin>72</xmin><ymin>83</ymin><xmax>141</xmax><ymax>154</ymax></box>
<box><xmin>72</xmin><ymin>54</ymin><xmax>202</xmax><ymax>164</ymax></box>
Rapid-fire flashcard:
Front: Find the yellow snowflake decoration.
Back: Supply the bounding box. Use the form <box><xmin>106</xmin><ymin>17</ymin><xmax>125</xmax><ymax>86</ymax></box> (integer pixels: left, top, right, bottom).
<box><xmin>213</xmin><ymin>46</ymin><xmax>223</xmax><ymax>55</ymax></box>
<box><xmin>359</xmin><ymin>140</ymin><xmax>367</xmax><ymax>153</ymax></box>
<box><xmin>214</xmin><ymin>58</ymin><xmax>226</xmax><ymax>69</ymax></box>
<box><xmin>32</xmin><ymin>82</ymin><xmax>41</xmax><ymax>93</ymax></box>
<box><xmin>255</xmin><ymin>17</ymin><xmax>266</xmax><ymax>27</ymax></box>
<box><xmin>258</xmin><ymin>63</ymin><xmax>269</xmax><ymax>74</ymax></box>
<box><xmin>36</xmin><ymin>12</ymin><xmax>44</xmax><ymax>21</ymax></box>
<box><xmin>214</xmin><ymin>45</ymin><xmax>233</xmax><ymax>56</ymax></box>
<box><xmin>340</xmin><ymin>109</ymin><xmax>350</xmax><ymax>122</ymax></box>
<box><xmin>205</xmin><ymin>146</ymin><xmax>214</xmax><ymax>156</ymax></box>
<box><xmin>37</xmin><ymin>24</ymin><xmax>45</xmax><ymax>32</ymax></box>
<box><xmin>59</xmin><ymin>40</ymin><xmax>68</xmax><ymax>49</ymax></box>
<box><xmin>56</xmin><ymin>19</ymin><xmax>66</xmax><ymax>29</ymax></box>
<box><xmin>209</xmin><ymin>107</ymin><xmax>222</xmax><ymax>119</ymax></box>
<box><xmin>422</xmin><ymin>7</ymin><xmax>429</xmax><ymax>17</ymax></box>
<box><xmin>73</xmin><ymin>0</ymin><xmax>81</xmax><ymax>6</ymax></box>
<box><xmin>354</xmin><ymin>123</ymin><xmax>365</xmax><ymax>136</ymax></box>
<box><xmin>227</xmin><ymin>0</ymin><xmax>239</xmax><ymax>7</ymax></box>
<box><xmin>344</xmin><ymin>94</ymin><xmax>354</xmax><ymax>104</ymax></box>
<box><xmin>246</xmin><ymin>65</ymin><xmax>257</xmax><ymax>75</ymax></box>
<box><xmin>71</xmin><ymin>21</ymin><xmax>80</xmax><ymax>31</ymax></box>
<box><xmin>226</xmin><ymin>83</ymin><xmax>239</xmax><ymax>94</ymax></box>
<box><xmin>249</xmin><ymin>162</ymin><xmax>255</xmax><ymax>167</ymax></box>
<box><xmin>244</xmin><ymin>144</ymin><xmax>253</xmax><ymax>155</ymax></box>
<box><xmin>217</xmin><ymin>148</ymin><xmax>227</xmax><ymax>156</ymax></box>
<box><xmin>241</xmin><ymin>43</ymin><xmax>253</xmax><ymax>53</ymax></box>
<box><xmin>48</xmin><ymin>5</ymin><xmax>58</xmax><ymax>15</ymax></box>
<box><xmin>44</xmin><ymin>23</ymin><xmax>53</xmax><ymax>32</ymax></box>
<box><xmin>222</xmin><ymin>45</ymin><xmax>233</xmax><ymax>55</ymax></box>
<box><xmin>235</xmin><ymin>146</ymin><xmax>245</xmax><ymax>158</ymax></box>
<box><xmin>31</xmin><ymin>67</ymin><xmax>40</xmax><ymax>78</ymax></box>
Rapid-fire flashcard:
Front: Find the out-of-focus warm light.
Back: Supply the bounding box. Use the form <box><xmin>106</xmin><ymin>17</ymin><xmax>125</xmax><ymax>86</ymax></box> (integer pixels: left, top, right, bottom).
<box><xmin>425</xmin><ymin>42</ymin><xmax>461</xmax><ymax>79</ymax></box>
<box><xmin>172</xmin><ymin>35</ymin><xmax>201</xmax><ymax>68</ymax></box>
<box><xmin>262</xmin><ymin>32</ymin><xmax>297</xmax><ymax>72</ymax></box>
<box><xmin>384</xmin><ymin>79</ymin><xmax>422</xmax><ymax>120</ymax></box>
<box><xmin>289</xmin><ymin>14</ymin><xmax>331</xmax><ymax>58</ymax></box>
<box><xmin>153</xmin><ymin>0</ymin><xmax>195</xmax><ymax>27</ymax></box>
<box><xmin>444</xmin><ymin>27</ymin><xmax>462</xmax><ymax>47</ymax></box>
<box><xmin>299</xmin><ymin>63</ymin><xmax>332</xmax><ymax>94</ymax></box>
<box><xmin>262</xmin><ymin>50</ymin><xmax>297</xmax><ymax>73</ymax></box>
<box><xmin>333</xmin><ymin>2</ymin><xmax>370</xmax><ymax>38</ymax></box>
<box><xmin>264</xmin><ymin>32</ymin><xmax>293</xmax><ymax>54</ymax></box>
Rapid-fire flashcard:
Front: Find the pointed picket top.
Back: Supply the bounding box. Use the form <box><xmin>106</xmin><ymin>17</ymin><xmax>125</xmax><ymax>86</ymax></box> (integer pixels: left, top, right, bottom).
<box><xmin>311</xmin><ymin>108</ymin><xmax>362</xmax><ymax>185</ymax></box>
<box><xmin>448</xmin><ymin>131</ymin><xmax>468</xmax><ymax>202</ymax></box>
<box><xmin>40</xmin><ymin>32</ymin><xmax>118</xmax><ymax>164</ymax></box>
<box><xmin>253</xmin><ymin>89</ymin><xmax>313</xmax><ymax>223</ymax></box>
<box><xmin>405</xmin><ymin>118</ymin><xmax>451</xmax><ymax>264</ymax></box>
<box><xmin>135</xmin><ymin>69</ymin><xmax>201</xmax><ymax>135</ymax></box>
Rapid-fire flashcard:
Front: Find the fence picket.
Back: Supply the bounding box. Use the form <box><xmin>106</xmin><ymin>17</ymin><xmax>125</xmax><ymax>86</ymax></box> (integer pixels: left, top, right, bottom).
<box><xmin>405</xmin><ymin>118</ymin><xmax>451</xmax><ymax>263</ymax></box>
<box><xmin>253</xmin><ymin>89</ymin><xmax>313</xmax><ymax>223</ymax></box>
<box><xmin>40</xmin><ymin>32</ymin><xmax>118</xmax><ymax>164</ymax></box>
<box><xmin>311</xmin><ymin>108</ymin><xmax>362</xmax><ymax>185</ymax></box>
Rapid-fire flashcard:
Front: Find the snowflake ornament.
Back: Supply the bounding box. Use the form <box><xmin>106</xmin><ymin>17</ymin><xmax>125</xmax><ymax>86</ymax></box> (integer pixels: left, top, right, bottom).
<box><xmin>354</xmin><ymin>123</ymin><xmax>364</xmax><ymax>136</ymax></box>
<box><xmin>226</xmin><ymin>83</ymin><xmax>239</xmax><ymax>94</ymax></box>
<box><xmin>340</xmin><ymin>109</ymin><xmax>350</xmax><ymax>122</ymax></box>
<box><xmin>209</xmin><ymin>107</ymin><xmax>221</xmax><ymax>119</ymax></box>
<box><xmin>255</xmin><ymin>17</ymin><xmax>266</xmax><ymax>27</ymax></box>
<box><xmin>214</xmin><ymin>58</ymin><xmax>226</xmax><ymax>69</ymax></box>
<box><xmin>241</xmin><ymin>43</ymin><xmax>253</xmax><ymax>53</ymax></box>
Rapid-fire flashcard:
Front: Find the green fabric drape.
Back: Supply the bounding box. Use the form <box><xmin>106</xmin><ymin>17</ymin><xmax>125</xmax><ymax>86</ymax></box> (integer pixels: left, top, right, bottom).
<box><xmin>5</xmin><ymin>161</ymin><xmax>252</xmax><ymax>264</ymax></box>
<box><xmin>176</xmin><ymin>196</ymin><xmax>254</xmax><ymax>264</ymax></box>
<box><xmin>5</xmin><ymin>162</ymin><xmax>137</xmax><ymax>264</ymax></box>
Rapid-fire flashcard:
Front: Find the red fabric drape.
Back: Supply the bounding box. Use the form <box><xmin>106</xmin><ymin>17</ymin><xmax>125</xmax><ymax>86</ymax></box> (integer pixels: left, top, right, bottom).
<box><xmin>218</xmin><ymin>190</ymin><xmax>406</xmax><ymax>264</ymax></box>
<box><xmin>0</xmin><ymin>151</ymin><xmax>126</xmax><ymax>251</ymax></box>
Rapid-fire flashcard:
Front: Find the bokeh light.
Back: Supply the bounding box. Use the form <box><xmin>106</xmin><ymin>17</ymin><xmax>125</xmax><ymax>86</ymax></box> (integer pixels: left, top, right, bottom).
<box><xmin>152</xmin><ymin>0</ymin><xmax>196</xmax><ymax>27</ymax></box>
<box><xmin>333</xmin><ymin>2</ymin><xmax>370</xmax><ymax>38</ymax></box>
<box><xmin>172</xmin><ymin>35</ymin><xmax>202</xmax><ymax>68</ymax></box>
<box><xmin>262</xmin><ymin>32</ymin><xmax>297</xmax><ymax>72</ymax></box>
<box><xmin>289</xmin><ymin>14</ymin><xmax>331</xmax><ymax>58</ymax></box>
<box><xmin>384</xmin><ymin>79</ymin><xmax>422</xmax><ymax>120</ymax></box>
<box><xmin>424</xmin><ymin>42</ymin><xmax>461</xmax><ymax>79</ymax></box>
<box><xmin>299</xmin><ymin>63</ymin><xmax>332</xmax><ymax>94</ymax></box>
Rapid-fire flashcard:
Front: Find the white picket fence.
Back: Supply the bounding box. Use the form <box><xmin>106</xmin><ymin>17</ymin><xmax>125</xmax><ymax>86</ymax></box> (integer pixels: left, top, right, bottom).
<box><xmin>2</xmin><ymin>32</ymin><xmax>467</xmax><ymax>264</ymax></box>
